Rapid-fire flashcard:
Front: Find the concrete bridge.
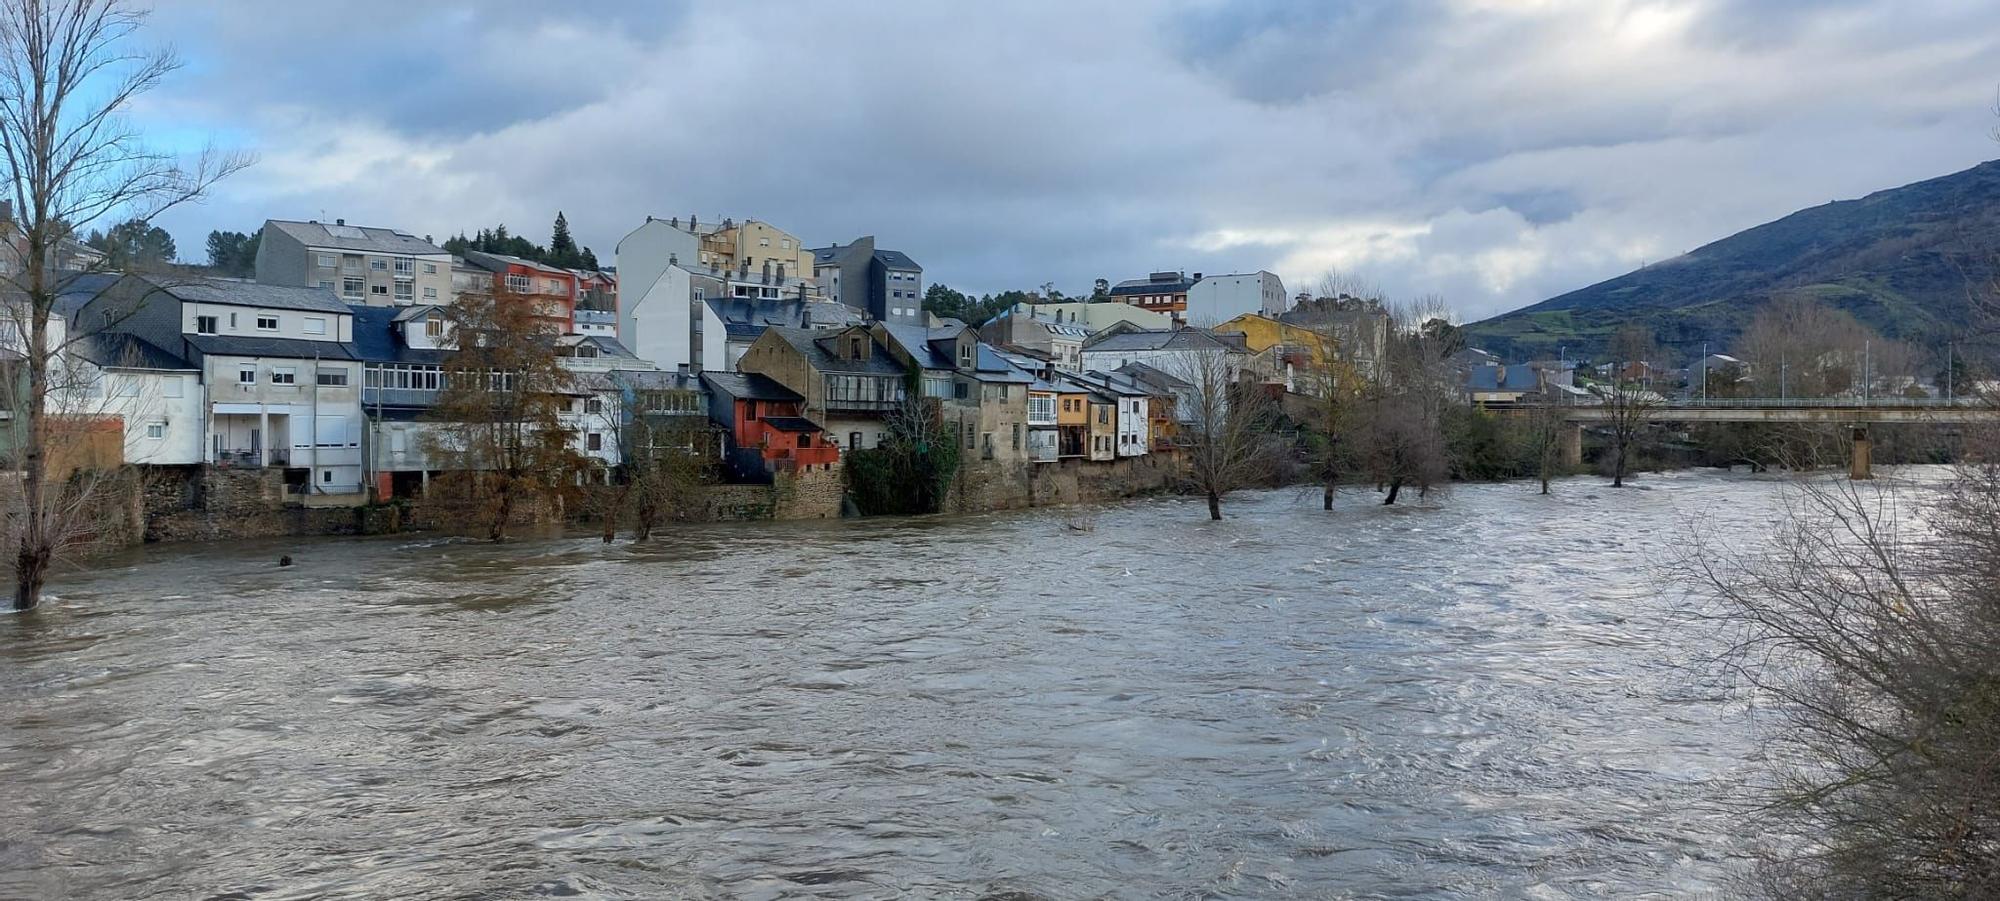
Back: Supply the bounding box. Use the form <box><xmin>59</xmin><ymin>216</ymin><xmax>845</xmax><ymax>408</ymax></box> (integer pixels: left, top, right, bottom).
<box><xmin>1541</xmin><ymin>397</ymin><xmax>2000</xmax><ymax>479</ymax></box>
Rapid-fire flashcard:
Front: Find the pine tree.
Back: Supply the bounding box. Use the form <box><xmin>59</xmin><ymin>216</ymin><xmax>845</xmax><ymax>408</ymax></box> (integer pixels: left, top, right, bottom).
<box><xmin>549</xmin><ymin>211</ymin><xmax>579</xmax><ymax>268</ymax></box>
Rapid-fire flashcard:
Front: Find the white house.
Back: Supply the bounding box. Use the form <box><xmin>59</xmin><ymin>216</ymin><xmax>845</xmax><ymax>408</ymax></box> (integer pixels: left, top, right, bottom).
<box><xmin>74</xmin><ymin>276</ymin><xmax>367</xmax><ymax>497</ymax></box>
<box><xmin>1187</xmin><ymin>270</ymin><xmax>1288</xmax><ymax>322</ymax></box>
<box><xmin>1069</xmin><ymin>369</ymin><xmax>1151</xmax><ymax>458</ymax></box>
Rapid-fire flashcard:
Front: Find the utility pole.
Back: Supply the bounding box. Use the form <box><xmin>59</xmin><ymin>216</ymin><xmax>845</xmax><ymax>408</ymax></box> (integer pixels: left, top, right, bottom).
<box><xmin>1947</xmin><ymin>342</ymin><xmax>1955</xmax><ymax>403</ymax></box>
<box><xmin>1863</xmin><ymin>339</ymin><xmax>1871</xmax><ymax>404</ymax></box>
<box><xmin>1701</xmin><ymin>341</ymin><xmax>1708</xmax><ymax>402</ymax></box>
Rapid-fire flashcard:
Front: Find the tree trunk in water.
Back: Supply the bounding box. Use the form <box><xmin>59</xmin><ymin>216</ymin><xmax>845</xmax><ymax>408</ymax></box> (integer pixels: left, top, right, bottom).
<box><xmin>1540</xmin><ymin>474</ymin><xmax>1550</xmax><ymax>495</ymax></box>
<box><xmin>489</xmin><ymin>482</ymin><xmax>513</xmax><ymax>542</ymax></box>
<box><xmin>1612</xmin><ymin>445</ymin><xmax>1627</xmax><ymax>488</ymax></box>
<box><xmin>15</xmin><ymin>303</ymin><xmax>50</xmax><ymax>612</ymax></box>
<box><xmin>1206</xmin><ymin>490</ymin><xmax>1221</xmax><ymax>521</ymax></box>
<box><xmin>1323</xmin><ymin>482</ymin><xmax>1334</xmax><ymax>511</ymax></box>
<box><xmin>14</xmin><ymin>546</ymin><xmax>48</xmax><ymax>611</ymax></box>
<box><xmin>1383</xmin><ymin>478</ymin><xmax>1403</xmax><ymax>506</ymax></box>
<box><xmin>600</xmin><ymin>516</ymin><xmax>615</xmax><ymax>544</ymax></box>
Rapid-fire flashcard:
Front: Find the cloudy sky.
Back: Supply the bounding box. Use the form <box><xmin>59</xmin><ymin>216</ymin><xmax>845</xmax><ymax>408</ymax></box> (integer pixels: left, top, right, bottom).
<box><xmin>135</xmin><ymin>0</ymin><xmax>1998</xmax><ymax>321</ymax></box>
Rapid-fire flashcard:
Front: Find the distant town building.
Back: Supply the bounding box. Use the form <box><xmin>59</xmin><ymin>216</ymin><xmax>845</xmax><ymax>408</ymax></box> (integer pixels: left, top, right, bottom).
<box><xmin>1108</xmin><ymin>270</ymin><xmax>1199</xmax><ymax>323</ymax></box>
<box><xmin>255</xmin><ymin>219</ymin><xmax>452</xmax><ymax>308</ymax></box>
<box><xmin>1187</xmin><ymin>270</ymin><xmax>1287</xmax><ymax>322</ymax></box>
<box><xmin>812</xmin><ymin>236</ymin><xmax>924</xmax><ymax>326</ymax></box>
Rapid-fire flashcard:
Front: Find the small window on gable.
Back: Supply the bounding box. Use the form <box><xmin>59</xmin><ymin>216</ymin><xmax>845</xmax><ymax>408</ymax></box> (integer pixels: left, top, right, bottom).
<box><xmin>238</xmin><ymin>366</ymin><xmax>256</xmax><ymax>384</ymax></box>
<box><xmin>195</xmin><ymin>315</ymin><xmax>217</xmax><ymax>335</ymax></box>
<box><xmin>257</xmin><ymin>315</ymin><xmax>278</xmax><ymax>330</ymax></box>
<box><xmin>303</xmin><ymin>317</ymin><xmax>326</xmax><ymax>335</ymax></box>
<box><xmin>425</xmin><ymin>317</ymin><xmax>444</xmax><ymax>338</ymax></box>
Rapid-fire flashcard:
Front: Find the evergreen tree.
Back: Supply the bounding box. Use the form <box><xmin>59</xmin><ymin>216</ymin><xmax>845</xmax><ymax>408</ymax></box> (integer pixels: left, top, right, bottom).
<box><xmin>548</xmin><ymin>211</ymin><xmax>580</xmax><ymax>268</ymax></box>
<box><xmin>87</xmin><ymin>217</ymin><xmax>176</xmax><ymax>268</ymax></box>
<box><xmin>204</xmin><ymin>228</ymin><xmax>260</xmax><ymax>277</ymax></box>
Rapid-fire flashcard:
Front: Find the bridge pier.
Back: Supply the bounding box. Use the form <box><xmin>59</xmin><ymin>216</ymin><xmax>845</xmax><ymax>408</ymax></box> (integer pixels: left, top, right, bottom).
<box><xmin>1850</xmin><ymin>425</ymin><xmax>1872</xmax><ymax>480</ymax></box>
<box><xmin>1561</xmin><ymin>423</ymin><xmax>1583</xmax><ymax>468</ymax></box>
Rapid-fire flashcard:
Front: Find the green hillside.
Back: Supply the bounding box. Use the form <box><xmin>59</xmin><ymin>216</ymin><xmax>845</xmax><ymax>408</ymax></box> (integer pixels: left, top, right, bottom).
<box><xmin>1463</xmin><ymin>160</ymin><xmax>2000</xmax><ymax>361</ymax></box>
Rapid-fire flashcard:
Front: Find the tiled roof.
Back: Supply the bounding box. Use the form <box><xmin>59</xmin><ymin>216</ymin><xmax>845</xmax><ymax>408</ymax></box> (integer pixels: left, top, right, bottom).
<box><xmin>701</xmin><ymin>371</ymin><xmax>802</xmax><ymax>402</ymax></box>
<box><xmin>187</xmin><ymin>334</ymin><xmax>359</xmax><ymax>360</ymax></box>
<box><xmin>349</xmin><ymin>305</ymin><xmax>448</xmax><ymax>364</ymax></box>
<box><xmin>266</xmin><ymin>219</ymin><xmax>447</xmax><ymax>257</ymax></box>
<box><xmin>72</xmin><ymin>332</ymin><xmax>194</xmax><ymax>370</ymax></box>
<box><xmin>760</xmin><ymin>416</ymin><xmax>823</xmax><ymax>433</ymax></box>
<box><xmin>1083</xmin><ymin>327</ymin><xmax>1238</xmax><ymax>354</ymax></box>
<box><xmin>765</xmin><ymin>326</ymin><xmax>906</xmax><ymax>376</ymax></box>
<box><xmin>611</xmin><ymin>369</ymin><xmax>704</xmax><ymax>392</ymax></box>
<box><xmin>163</xmin><ymin>276</ymin><xmax>351</xmax><ymax>314</ymax></box>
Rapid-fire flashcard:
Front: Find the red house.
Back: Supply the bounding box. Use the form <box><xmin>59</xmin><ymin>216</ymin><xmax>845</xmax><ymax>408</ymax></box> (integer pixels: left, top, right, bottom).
<box><xmin>701</xmin><ymin>371</ymin><xmax>838</xmax><ymax>477</ymax></box>
<box><xmin>462</xmin><ymin>250</ymin><xmax>577</xmax><ymax>330</ymax></box>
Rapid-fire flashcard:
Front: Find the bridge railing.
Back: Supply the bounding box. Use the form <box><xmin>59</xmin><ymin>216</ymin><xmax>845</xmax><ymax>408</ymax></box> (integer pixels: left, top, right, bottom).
<box><xmin>1654</xmin><ymin>396</ymin><xmax>1991</xmax><ymax>409</ymax></box>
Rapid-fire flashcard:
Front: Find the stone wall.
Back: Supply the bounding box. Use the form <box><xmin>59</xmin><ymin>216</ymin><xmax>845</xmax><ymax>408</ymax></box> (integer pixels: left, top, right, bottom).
<box><xmin>143</xmin><ymin>466</ymin><xmax>389</xmax><ymax>544</ymax></box>
<box><xmin>948</xmin><ymin>452</ymin><xmax>1183</xmax><ymax>513</ymax></box>
<box><xmin>700</xmin><ymin>462</ymin><xmax>845</xmax><ymax>521</ymax></box>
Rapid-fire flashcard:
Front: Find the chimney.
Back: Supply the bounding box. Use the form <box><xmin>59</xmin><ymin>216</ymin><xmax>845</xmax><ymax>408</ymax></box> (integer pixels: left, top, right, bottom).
<box><xmin>762</xmin><ymin>260</ymin><xmax>772</xmax><ymax>283</ymax></box>
<box><xmin>689</xmin><ymin>214</ymin><xmax>697</xmax><ymax>231</ymax></box>
<box><xmin>776</xmin><ymin>263</ymin><xmax>786</xmax><ymax>282</ymax></box>
<box><xmin>336</xmin><ymin>218</ymin><xmax>345</xmax><ymax>226</ymax></box>
<box><xmin>424</xmin><ymin>234</ymin><xmax>432</xmax><ymax>244</ymax></box>
<box><xmin>668</xmin><ymin>216</ymin><xmax>677</xmax><ymax>228</ymax></box>
<box><xmin>1192</xmin><ymin>272</ymin><xmax>1202</xmax><ymax>281</ymax></box>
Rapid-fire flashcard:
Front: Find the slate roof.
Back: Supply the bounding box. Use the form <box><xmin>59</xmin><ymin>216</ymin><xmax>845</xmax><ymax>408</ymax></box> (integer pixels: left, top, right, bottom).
<box><xmin>186</xmin><ymin>334</ymin><xmax>360</xmax><ymax>360</ymax></box>
<box><xmin>52</xmin><ymin>272</ymin><xmax>120</xmax><ymax>317</ymax></box>
<box><xmin>266</xmin><ymin>219</ymin><xmax>447</xmax><ymax>257</ymax></box>
<box><xmin>613</xmin><ymin>369</ymin><xmax>704</xmax><ymax>392</ymax></box>
<box><xmin>765</xmin><ymin>326</ymin><xmax>906</xmax><ymax>376</ymax></box>
<box><xmin>761</xmin><ymin>416</ymin><xmax>823</xmax><ymax>433</ymax></box>
<box><xmin>875</xmin><ymin>322</ymin><xmax>956</xmax><ymax>370</ymax></box>
<box><xmin>72</xmin><ymin>332</ymin><xmax>193</xmax><ymax>370</ymax></box>
<box><xmin>163</xmin><ymin>276</ymin><xmax>351</xmax><ymax>314</ymax></box>
<box><xmin>1109</xmin><ymin>273</ymin><xmax>1196</xmax><ymax>296</ymax></box>
<box><xmin>1083</xmin><ymin>327</ymin><xmax>1238</xmax><ymax>354</ymax></box>
<box><xmin>1114</xmin><ymin>361</ymin><xmax>1192</xmax><ymax>392</ymax></box>
<box><xmin>702</xmin><ymin>371</ymin><xmax>803</xmax><ymax>402</ymax></box>
<box><xmin>349</xmin><ymin>305</ymin><xmax>447</xmax><ymax>364</ymax></box>
<box><xmin>970</xmin><ymin>344</ymin><xmax>1033</xmax><ymax>384</ymax></box>
<box><xmin>872</xmin><ymin>248</ymin><xmax>921</xmax><ymax>271</ymax></box>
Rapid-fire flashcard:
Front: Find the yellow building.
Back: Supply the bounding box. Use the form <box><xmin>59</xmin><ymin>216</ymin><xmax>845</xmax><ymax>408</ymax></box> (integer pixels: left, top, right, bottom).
<box><xmin>698</xmin><ymin>219</ymin><xmax>815</xmax><ymax>280</ymax></box>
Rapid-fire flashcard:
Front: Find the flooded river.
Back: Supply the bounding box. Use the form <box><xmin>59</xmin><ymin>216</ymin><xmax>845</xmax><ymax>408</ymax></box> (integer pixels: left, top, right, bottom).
<box><xmin>2</xmin><ymin>470</ymin><xmax>1825</xmax><ymax>898</ymax></box>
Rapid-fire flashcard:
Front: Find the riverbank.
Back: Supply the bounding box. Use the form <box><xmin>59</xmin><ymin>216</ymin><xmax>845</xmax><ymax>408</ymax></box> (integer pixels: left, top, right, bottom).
<box><xmin>5</xmin><ymin>471</ymin><xmax>1833</xmax><ymax>897</ymax></box>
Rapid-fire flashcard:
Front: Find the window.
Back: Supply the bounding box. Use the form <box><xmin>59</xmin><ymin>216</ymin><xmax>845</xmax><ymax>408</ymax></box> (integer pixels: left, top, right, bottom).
<box><xmin>115</xmin><ymin>377</ymin><xmax>139</xmax><ymax>397</ymax></box>
<box><xmin>394</xmin><ymin>281</ymin><xmax>413</xmax><ymax>302</ymax></box>
<box><xmin>370</xmin><ymin>284</ymin><xmax>388</xmax><ymax>296</ymax></box>
<box><xmin>195</xmin><ymin>315</ymin><xmax>218</xmax><ymax>335</ymax></box>
<box><xmin>342</xmin><ymin>255</ymin><xmax>361</xmax><ymax>272</ymax></box>
<box><xmin>238</xmin><ymin>366</ymin><xmax>256</xmax><ymax>384</ymax></box>
<box><xmin>953</xmin><ymin>382</ymin><xmax>968</xmax><ymax>400</ymax></box>
<box><xmin>322</xmin><ymin>470</ymin><xmax>334</xmax><ymax>483</ymax></box>
<box><xmin>257</xmin><ymin>315</ymin><xmax>278</xmax><ymax>330</ymax></box>
<box><xmin>342</xmin><ymin>277</ymin><xmax>364</xmax><ymax>298</ymax></box>
<box><xmin>370</xmin><ymin>258</ymin><xmax>388</xmax><ymax>270</ymax></box>
<box><xmin>316</xmin><ymin>253</ymin><xmax>336</xmax><ymax>269</ymax></box>
<box><xmin>759</xmin><ymin>237</ymin><xmax>771</xmax><ymax>247</ymax></box>
<box><xmin>303</xmin><ymin>317</ymin><xmax>326</xmax><ymax>335</ymax></box>
<box><xmin>145</xmin><ymin>422</ymin><xmax>165</xmax><ymax>439</ymax></box>
<box><xmin>506</xmin><ymin>275</ymin><xmax>531</xmax><ymax>292</ymax></box>
<box><xmin>585</xmin><ymin>398</ymin><xmax>602</xmax><ymax>414</ymax></box>
<box><xmin>393</xmin><ymin>258</ymin><xmax>413</xmax><ymax>274</ymax></box>
<box><xmin>848</xmin><ymin>431</ymin><xmax>862</xmax><ymax>450</ymax></box>
<box><xmin>423</xmin><ymin>262</ymin><xmax>437</xmax><ymax>274</ymax></box>
<box><xmin>423</xmin><ymin>287</ymin><xmax>437</xmax><ymax>299</ymax></box>
<box><xmin>781</xmin><ymin>239</ymin><xmax>792</xmax><ymax>250</ymax></box>
<box><xmin>586</xmin><ymin>432</ymin><xmax>603</xmax><ymax>451</ymax></box>
<box><xmin>1012</xmin><ymin>423</ymin><xmax>1021</xmax><ymax>450</ymax></box>
<box><xmin>316</xmin><ymin>368</ymin><xmax>348</xmax><ymax>387</ymax></box>
<box><xmin>425</xmin><ymin>318</ymin><xmax>444</xmax><ymax>338</ymax></box>
<box><xmin>271</xmin><ymin>367</ymin><xmax>296</xmax><ymax>385</ymax></box>
<box><xmin>317</xmin><ymin>280</ymin><xmax>334</xmax><ymax>290</ymax></box>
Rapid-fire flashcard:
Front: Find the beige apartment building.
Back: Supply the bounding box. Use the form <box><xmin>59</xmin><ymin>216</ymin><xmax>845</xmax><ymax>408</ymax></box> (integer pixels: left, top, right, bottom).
<box><xmin>698</xmin><ymin>218</ymin><xmax>815</xmax><ymax>281</ymax></box>
<box><xmin>255</xmin><ymin>219</ymin><xmax>454</xmax><ymax>308</ymax></box>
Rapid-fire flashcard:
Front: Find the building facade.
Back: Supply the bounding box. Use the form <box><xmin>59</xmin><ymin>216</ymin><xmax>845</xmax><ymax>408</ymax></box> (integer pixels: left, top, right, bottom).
<box><xmin>256</xmin><ymin>219</ymin><xmax>452</xmax><ymax>308</ymax></box>
<box><xmin>1187</xmin><ymin>270</ymin><xmax>1287</xmax><ymax>322</ymax></box>
<box><xmin>812</xmin><ymin>236</ymin><xmax>924</xmax><ymax>326</ymax></box>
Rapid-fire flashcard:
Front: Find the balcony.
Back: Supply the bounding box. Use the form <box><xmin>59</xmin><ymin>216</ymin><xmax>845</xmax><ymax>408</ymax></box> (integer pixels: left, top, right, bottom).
<box><xmin>215</xmin><ymin>448</ymin><xmax>289</xmax><ymax>467</ymax></box>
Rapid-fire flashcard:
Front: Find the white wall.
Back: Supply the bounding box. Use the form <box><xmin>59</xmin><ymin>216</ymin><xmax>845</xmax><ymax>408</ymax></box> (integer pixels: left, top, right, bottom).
<box><xmin>183</xmin><ymin>302</ymin><xmax>352</xmax><ymax>343</ymax></box>
<box><xmin>1186</xmin><ymin>272</ymin><xmax>1285</xmax><ymax>325</ymax></box>
<box><xmin>100</xmin><ymin>369</ymin><xmax>203</xmax><ymax>465</ymax></box>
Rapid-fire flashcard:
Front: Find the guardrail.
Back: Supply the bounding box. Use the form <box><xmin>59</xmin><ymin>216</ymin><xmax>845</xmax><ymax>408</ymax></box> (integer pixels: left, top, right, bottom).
<box><xmin>1658</xmin><ymin>397</ymin><xmax>1990</xmax><ymax>409</ymax></box>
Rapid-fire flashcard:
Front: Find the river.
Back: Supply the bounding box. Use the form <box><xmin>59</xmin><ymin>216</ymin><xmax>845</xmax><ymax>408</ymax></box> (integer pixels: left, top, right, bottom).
<box><xmin>2</xmin><ymin>469</ymin><xmax>1840</xmax><ymax>899</ymax></box>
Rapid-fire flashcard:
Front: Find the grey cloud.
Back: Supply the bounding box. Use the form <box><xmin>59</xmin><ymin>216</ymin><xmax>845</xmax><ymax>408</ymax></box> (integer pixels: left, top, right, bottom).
<box><xmin>140</xmin><ymin>0</ymin><xmax>2000</xmax><ymax>321</ymax></box>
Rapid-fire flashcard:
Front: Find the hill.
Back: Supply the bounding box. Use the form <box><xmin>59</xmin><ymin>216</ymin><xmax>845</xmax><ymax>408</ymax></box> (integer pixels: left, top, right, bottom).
<box><xmin>1462</xmin><ymin>160</ymin><xmax>2000</xmax><ymax>362</ymax></box>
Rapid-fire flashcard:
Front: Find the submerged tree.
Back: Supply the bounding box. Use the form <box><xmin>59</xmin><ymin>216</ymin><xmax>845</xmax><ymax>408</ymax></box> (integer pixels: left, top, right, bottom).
<box><xmin>625</xmin><ymin>414</ymin><xmax>714</xmax><ymax>540</ymax></box>
<box><xmin>1601</xmin><ymin>324</ymin><xmax>1662</xmax><ymax>488</ymax></box>
<box><xmin>1348</xmin><ymin>299</ymin><xmax>1455</xmax><ymax>505</ymax></box>
<box><xmin>423</xmin><ymin>287</ymin><xmax>584</xmax><ymax>541</ymax></box>
<box><xmin>845</xmin><ymin>388</ymin><xmax>959</xmax><ymax>515</ymax></box>
<box><xmin>1171</xmin><ymin>342</ymin><xmax>1278</xmax><ymax>520</ymax></box>
<box><xmin>0</xmin><ymin>0</ymin><xmax>247</xmax><ymax>610</ymax></box>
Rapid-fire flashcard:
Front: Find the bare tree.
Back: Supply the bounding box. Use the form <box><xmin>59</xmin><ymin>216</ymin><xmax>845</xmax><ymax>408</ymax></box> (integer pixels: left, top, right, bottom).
<box><xmin>0</xmin><ymin>0</ymin><xmax>247</xmax><ymax>610</ymax></box>
<box><xmin>1169</xmin><ymin>343</ymin><xmax>1277</xmax><ymax>520</ymax></box>
<box><xmin>1348</xmin><ymin>298</ymin><xmax>1455</xmax><ymax>505</ymax></box>
<box><xmin>422</xmin><ymin>288</ymin><xmax>585</xmax><ymax>541</ymax></box>
<box><xmin>1294</xmin><ymin>270</ymin><xmax>1382</xmax><ymax>510</ymax></box>
<box><xmin>1682</xmin><ymin>451</ymin><xmax>2000</xmax><ymax>898</ymax></box>
<box><xmin>625</xmin><ymin>415</ymin><xmax>713</xmax><ymax>540</ymax></box>
<box><xmin>1602</xmin><ymin>324</ymin><xmax>1662</xmax><ymax>488</ymax></box>
<box><xmin>1523</xmin><ymin>392</ymin><xmax>1568</xmax><ymax>495</ymax></box>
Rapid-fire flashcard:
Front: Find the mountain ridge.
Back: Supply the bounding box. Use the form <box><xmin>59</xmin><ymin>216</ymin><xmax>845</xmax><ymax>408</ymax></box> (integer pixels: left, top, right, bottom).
<box><xmin>1462</xmin><ymin>159</ymin><xmax>2000</xmax><ymax>361</ymax></box>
